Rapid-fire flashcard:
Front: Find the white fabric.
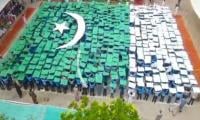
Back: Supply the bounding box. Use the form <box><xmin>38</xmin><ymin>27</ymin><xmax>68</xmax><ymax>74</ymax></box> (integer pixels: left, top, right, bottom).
<box><xmin>145</xmin><ymin>76</ymin><xmax>152</xmax><ymax>82</ymax></box>
<box><xmin>161</xmin><ymin>83</ymin><xmax>169</xmax><ymax>89</ymax></box>
<box><xmin>58</xmin><ymin>12</ymin><xmax>85</xmax><ymax>49</ymax></box>
<box><xmin>146</xmin><ymin>82</ymin><xmax>154</xmax><ymax>88</ymax></box>
<box><xmin>53</xmin><ymin>22</ymin><xmax>69</xmax><ymax>34</ymax></box>
<box><xmin>192</xmin><ymin>87</ymin><xmax>200</xmax><ymax>93</ymax></box>
<box><xmin>154</xmin><ymin>85</ymin><xmax>162</xmax><ymax>92</ymax></box>
<box><xmin>176</xmin><ymin>86</ymin><xmax>184</xmax><ymax>93</ymax></box>
<box><xmin>128</xmin><ymin>82</ymin><xmax>136</xmax><ymax>89</ymax></box>
<box><xmin>128</xmin><ymin>76</ymin><xmax>136</xmax><ymax>82</ymax></box>
<box><xmin>169</xmin><ymin>88</ymin><xmax>177</xmax><ymax>94</ymax></box>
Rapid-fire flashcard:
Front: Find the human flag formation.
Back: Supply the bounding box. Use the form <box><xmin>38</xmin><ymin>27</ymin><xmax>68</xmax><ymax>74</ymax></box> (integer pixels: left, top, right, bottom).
<box><xmin>1</xmin><ymin>2</ymin><xmax>198</xmax><ymax>95</ymax></box>
<box><xmin>0</xmin><ymin>2</ymin><xmax>130</xmax><ymax>90</ymax></box>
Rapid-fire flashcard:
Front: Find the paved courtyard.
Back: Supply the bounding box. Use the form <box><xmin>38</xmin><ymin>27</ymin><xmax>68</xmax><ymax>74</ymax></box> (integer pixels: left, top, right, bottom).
<box><xmin>0</xmin><ymin>89</ymin><xmax>200</xmax><ymax>120</ymax></box>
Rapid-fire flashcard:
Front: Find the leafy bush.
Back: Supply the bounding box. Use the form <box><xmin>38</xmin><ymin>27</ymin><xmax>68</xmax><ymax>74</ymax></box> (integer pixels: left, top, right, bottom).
<box><xmin>61</xmin><ymin>96</ymin><xmax>140</xmax><ymax>120</ymax></box>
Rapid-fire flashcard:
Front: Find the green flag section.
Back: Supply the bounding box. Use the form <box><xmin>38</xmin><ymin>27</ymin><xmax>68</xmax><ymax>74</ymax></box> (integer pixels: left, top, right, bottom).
<box><xmin>0</xmin><ymin>2</ymin><xmax>129</xmax><ymax>88</ymax></box>
<box><xmin>0</xmin><ymin>100</ymin><xmax>67</xmax><ymax>120</ymax></box>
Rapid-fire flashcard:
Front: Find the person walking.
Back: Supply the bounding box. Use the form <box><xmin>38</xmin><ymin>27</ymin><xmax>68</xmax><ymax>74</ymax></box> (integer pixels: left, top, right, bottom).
<box><xmin>188</xmin><ymin>92</ymin><xmax>198</xmax><ymax>105</ymax></box>
<box><xmin>179</xmin><ymin>97</ymin><xmax>187</xmax><ymax>112</ymax></box>
<box><xmin>29</xmin><ymin>89</ymin><xmax>38</xmax><ymax>104</ymax></box>
<box><xmin>155</xmin><ymin>110</ymin><xmax>163</xmax><ymax>120</ymax></box>
<box><xmin>14</xmin><ymin>81</ymin><xmax>22</xmax><ymax>98</ymax></box>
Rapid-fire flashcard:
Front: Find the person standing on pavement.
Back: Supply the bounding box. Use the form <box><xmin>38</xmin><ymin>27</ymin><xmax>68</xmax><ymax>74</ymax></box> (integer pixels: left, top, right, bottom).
<box><xmin>29</xmin><ymin>88</ymin><xmax>38</xmax><ymax>104</ymax></box>
<box><xmin>103</xmin><ymin>82</ymin><xmax>107</xmax><ymax>96</ymax></box>
<box><xmin>152</xmin><ymin>91</ymin><xmax>159</xmax><ymax>103</ymax></box>
<box><xmin>128</xmin><ymin>89</ymin><xmax>136</xmax><ymax>102</ymax></box>
<box><xmin>82</xmin><ymin>84</ymin><xmax>88</xmax><ymax>95</ymax></box>
<box><xmin>120</xmin><ymin>86</ymin><xmax>124</xmax><ymax>99</ymax></box>
<box><xmin>179</xmin><ymin>97</ymin><xmax>187</xmax><ymax>112</ymax></box>
<box><xmin>188</xmin><ymin>92</ymin><xmax>198</xmax><ymax>105</ymax></box>
<box><xmin>110</xmin><ymin>88</ymin><xmax>114</xmax><ymax>98</ymax></box>
<box><xmin>74</xmin><ymin>85</ymin><xmax>80</xmax><ymax>101</ymax></box>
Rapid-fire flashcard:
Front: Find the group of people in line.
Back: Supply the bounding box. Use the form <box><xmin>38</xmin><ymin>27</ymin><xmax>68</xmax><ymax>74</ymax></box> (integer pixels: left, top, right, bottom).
<box><xmin>129</xmin><ymin>87</ymin><xmax>199</xmax><ymax>104</ymax></box>
<box><xmin>14</xmin><ymin>81</ymin><xmax>38</xmax><ymax>104</ymax></box>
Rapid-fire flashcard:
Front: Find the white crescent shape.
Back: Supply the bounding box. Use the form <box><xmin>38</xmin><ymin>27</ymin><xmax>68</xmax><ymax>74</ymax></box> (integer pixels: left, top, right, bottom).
<box><xmin>57</xmin><ymin>12</ymin><xmax>86</xmax><ymax>49</ymax></box>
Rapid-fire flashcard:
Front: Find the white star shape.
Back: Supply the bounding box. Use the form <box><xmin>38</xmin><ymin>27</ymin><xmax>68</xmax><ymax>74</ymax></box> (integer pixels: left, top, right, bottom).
<box><xmin>53</xmin><ymin>22</ymin><xmax>69</xmax><ymax>34</ymax></box>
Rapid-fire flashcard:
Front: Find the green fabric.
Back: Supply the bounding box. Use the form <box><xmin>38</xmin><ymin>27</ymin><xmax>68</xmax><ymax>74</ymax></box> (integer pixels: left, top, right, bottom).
<box><xmin>18</xmin><ymin>65</ymin><xmax>26</xmax><ymax>72</ymax></box>
<box><xmin>17</xmin><ymin>74</ymin><xmax>25</xmax><ymax>81</ymax></box>
<box><xmin>95</xmin><ymin>73</ymin><xmax>103</xmax><ymax>83</ymax></box>
<box><xmin>54</xmin><ymin>77</ymin><xmax>60</xmax><ymax>83</ymax></box>
<box><xmin>60</xmin><ymin>80</ymin><xmax>68</xmax><ymax>85</ymax></box>
<box><xmin>0</xmin><ymin>70</ymin><xmax>7</xmax><ymax>77</ymax></box>
<box><xmin>88</xmin><ymin>78</ymin><xmax>94</xmax><ymax>82</ymax></box>
<box><xmin>120</xmin><ymin>80</ymin><xmax>127</xmax><ymax>86</ymax></box>
<box><xmin>119</xmin><ymin>67</ymin><xmax>126</xmax><ymax>77</ymax></box>
<box><xmin>110</xmin><ymin>82</ymin><xmax>117</xmax><ymax>89</ymax></box>
<box><xmin>0</xmin><ymin>2</ymin><xmax>130</xmax><ymax>89</ymax></box>
<box><xmin>33</xmin><ymin>70</ymin><xmax>40</xmax><ymax>78</ymax></box>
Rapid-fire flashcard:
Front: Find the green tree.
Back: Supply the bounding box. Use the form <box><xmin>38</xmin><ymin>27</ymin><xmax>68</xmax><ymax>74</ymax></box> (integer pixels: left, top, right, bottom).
<box><xmin>0</xmin><ymin>113</ymin><xmax>8</xmax><ymax>120</ymax></box>
<box><xmin>61</xmin><ymin>96</ymin><xmax>140</xmax><ymax>120</ymax></box>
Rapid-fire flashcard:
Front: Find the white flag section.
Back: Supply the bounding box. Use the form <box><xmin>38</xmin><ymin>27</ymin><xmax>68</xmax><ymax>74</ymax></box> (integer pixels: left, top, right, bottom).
<box><xmin>57</xmin><ymin>12</ymin><xmax>86</xmax><ymax>49</ymax></box>
<box><xmin>128</xmin><ymin>5</ymin><xmax>199</xmax><ymax>95</ymax></box>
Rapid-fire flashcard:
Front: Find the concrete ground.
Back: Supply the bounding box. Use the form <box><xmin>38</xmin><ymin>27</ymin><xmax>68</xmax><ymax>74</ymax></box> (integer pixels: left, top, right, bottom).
<box><xmin>0</xmin><ymin>89</ymin><xmax>200</xmax><ymax>120</ymax></box>
<box><xmin>1</xmin><ymin>0</ymin><xmax>200</xmax><ymax>120</ymax></box>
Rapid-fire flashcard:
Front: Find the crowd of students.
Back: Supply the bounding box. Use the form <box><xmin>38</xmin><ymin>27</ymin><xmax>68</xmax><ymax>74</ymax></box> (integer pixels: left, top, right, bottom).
<box><xmin>0</xmin><ymin>0</ymin><xmax>24</xmax><ymax>38</ymax></box>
